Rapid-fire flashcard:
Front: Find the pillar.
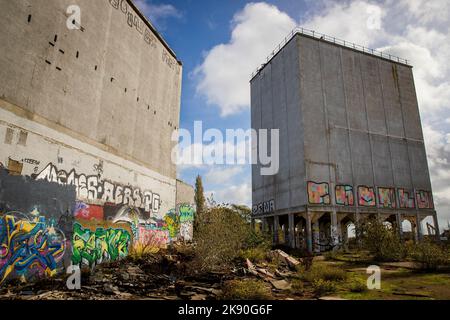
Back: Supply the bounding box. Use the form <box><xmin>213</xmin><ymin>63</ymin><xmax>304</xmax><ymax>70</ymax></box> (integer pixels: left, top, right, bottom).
<box><xmin>306</xmin><ymin>212</ymin><xmax>312</xmax><ymax>253</ymax></box>
<box><xmin>313</xmin><ymin>220</ymin><xmax>320</xmax><ymax>253</ymax></box>
<box><xmin>396</xmin><ymin>212</ymin><xmax>403</xmax><ymax>240</ymax></box>
<box><xmin>262</xmin><ymin>218</ymin><xmax>267</xmax><ymax>234</ymax></box>
<box><xmin>416</xmin><ymin>214</ymin><xmax>423</xmax><ymax>242</ymax></box>
<box><xmin>330</xmin><ymin>210</ymin><xmax>339</xmax><ymax>248</ymax></box>
<box><xmin>288</xmin><ymin>213</ymin><xmax>295</xmax><ymax>248</ymax></box>
<box><xmin>433</xmin><ymin>213</ymin><xmax>441</xmax><ymax>241</ymax></box>
<box><xmin>273</xmin><ymin>215</ymin><xmax>279</xmax><ymax>245</ymax></box>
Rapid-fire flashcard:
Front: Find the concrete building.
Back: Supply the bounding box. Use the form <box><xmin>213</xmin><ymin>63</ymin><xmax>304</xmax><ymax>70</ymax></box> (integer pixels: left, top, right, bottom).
<box><xmin>0</xmin><ymin>0</ymin><xmax>194</xmax><ymax>283</ymax></box>
<box><xmin>251</xmin><ymin>28</ymin><xmax>439</xmax><ymax>252</ymax></box>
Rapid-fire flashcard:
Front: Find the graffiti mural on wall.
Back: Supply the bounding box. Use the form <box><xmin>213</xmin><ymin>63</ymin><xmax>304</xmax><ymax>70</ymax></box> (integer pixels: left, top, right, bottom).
<box><xmin>178</xmin><ymin>204</ymin><xmax>195</xmax><ymax>241</ymax></box>
<box><xmin>138</xmin><ymin>228</ymin><xmax>169</xmax><ymax>249</ymax></box>
<box><xmin>74</xmin><ymin>201</ymin><xmax>104</xmax><ymax>221</ymax></box>
<box><xmin>415</xmin><ymin>190</ymin><xmax>434</xmax><ymax>209</ymax></box>
<box><xmin>0</xmin><ymin>211</ymin><xmax>67</xmax><ymax>284</ymax></box>
<box><xmin>307</xmin><ymin>182</ymin><xmax>331</xmax><ymax>205</ymax></box>
<box><xmin>377</xmin><ymin>187</ymin><xmax>396</xmax><ymax>209</ymax></box>
<box><xmin>35</xmin><ymin>163</ymin><xmax>161</xmax><ymax>214</ymax></box>
<box><xmin>72</xmin><ymin>223</ymin><xmax>131</xmax><ymax>268</ymax></box>
<box><xmin>358</xmin><ymin>186</ymin><xmax>376</xmax><ymax>207</ymax></box>
<box><xmin>335</xmin><ymin>185</ymin><xmax>354</xmax><ymax>206</ymax></box>
<box><xmin>398</xmin><ymin>189</ymin><xmax>415</xmax><ymax>209</ymax></box>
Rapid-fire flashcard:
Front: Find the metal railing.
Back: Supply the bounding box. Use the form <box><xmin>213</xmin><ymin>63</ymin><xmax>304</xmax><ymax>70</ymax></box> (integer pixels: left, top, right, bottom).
<box><xmin>251</xmin><ymin>27</ymin><xmax>410</xmax><ymax>79</ymax></box>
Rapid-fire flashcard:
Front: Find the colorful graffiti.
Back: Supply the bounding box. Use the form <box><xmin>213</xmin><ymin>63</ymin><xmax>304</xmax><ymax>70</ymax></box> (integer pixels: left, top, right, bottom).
<box><xmin>398</xmin><ymin>189</ymin><xmax>415</xmax><ymax>209</ymax></box>
<box><xmin>358</xmin><ymin>186</ymin><xmax>376</xmax><ymax>207</ymax></box>
<box><xmin>35</xmin><ymin>163</ymin><xmax>161</xmax><ymax>214</ymax></box>
<box><xmin>415</xmin><ymin>190</ymin><xmax>434</xmax><ymax>209</ymax></box>
<box><xmin>335</xmin><ymin>185</ymin><xmax>354</xmax><ymax>206</ymax></box>
<box><xmin>178</xmin><ymin>204</ymin><xmax>195</xmax><ymax>241</ymax></box>
<box><xmin>0</xmin><ymin>212</ymin><xmax>66</xmax><ymax>284</ymax></box>
<box><xmin>307</xmin><ymin>182</ymin><xmax>330</xmax><ymax>205</ymax></box>
<box><xmin>138</xmin><ymin>227</ymin><xmax>169</xmax><ymax>249</ymax></box>
<box><xmin>74</xmin><ymin>201</ymin><xmax>104</xmax><ymax>221</ymax></box>
<box><xmin>72</xmin><ymin>223</ymin><xmax>131</xmax><ymax>268</ymax></box>
<box><xmin>377</xmin><ymin>187</ymin><xmax>396</xmax><ymax>208</ymax></box>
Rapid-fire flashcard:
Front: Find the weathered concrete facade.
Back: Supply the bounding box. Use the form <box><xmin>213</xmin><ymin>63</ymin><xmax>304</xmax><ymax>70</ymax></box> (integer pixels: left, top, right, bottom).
<box><xmin>251</xmin><ymin>32</ymin><xmax>439</xmax><ymax>252</ymax></box>
<box><xmin>0</xmin><ymin>0</ymin><xmax>194</xmax><ymax>284</ymax></box>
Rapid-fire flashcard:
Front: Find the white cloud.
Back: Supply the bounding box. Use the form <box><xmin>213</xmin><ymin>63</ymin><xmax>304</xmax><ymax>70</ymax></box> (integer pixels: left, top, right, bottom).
<box><xmin>194</xmin><ymin>2</ymin><xmax>296</xmax><ymax>117</ymax></box>
<box><xmin>207</xmin><ymin>183</ymin><xmax>252</xmax><ymax>206</ymax></box>
<box><xmin>134</xmin><ymin>1</ymin><xmax>182</xmax><ymax>26</ymax></box>
<box><xmin>204</xmin><ymin>166</ymin><xmax>244</xmax><ymax>185</ymax></box>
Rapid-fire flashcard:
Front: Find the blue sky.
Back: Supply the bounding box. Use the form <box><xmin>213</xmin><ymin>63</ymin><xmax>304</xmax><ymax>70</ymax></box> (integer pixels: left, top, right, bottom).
<box><xmin>135</xmin><ymin>0</ymin><xmax>450</xmax><ymax>230</ymax></box>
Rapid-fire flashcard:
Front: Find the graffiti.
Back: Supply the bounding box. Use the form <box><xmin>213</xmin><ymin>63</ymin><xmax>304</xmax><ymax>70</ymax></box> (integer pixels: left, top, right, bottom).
<box><xmin>0</xmin><ymin>212</ymin><xmax>66</xmax><ymax>284</ymax></box>
<box><xmin>307</xmin><ymin>182</ymin><xmax>330</xmax><ymax>205</ymax></box>
<box><xmin>358</xmin><ymin>186</ymin><xmax>376</xmax><ymax>207</ymax></box>
<box><xmin>109</xmin><ymin>0</ymin><xmax>157</xmax><ymax>48</ymax></box>
<box><xmin>93</xmin><ymin>160</ymin><xmax>104</xmax><ymax>176</ymax></box>
<box><xmin>74</xmin><ymin>201</ymin><xmax>104</xmax><ymax>221</ymax></box>
<box><xmin>415</xmin><ymin>190</ymin><xmax>434</xmax><ymax>209</ymax></box>
<box><xmin>21</xmin><ymin>158</ymin><xmax>40</xmax><ymax>166</ymax></box>
<box><xmin>138</xmin><ymin>228</ymin><xmax>169</xmax><ymax>249</ymax></box>
<box><xmin>398</xmin><ymin>189</ymin><xmax>415</xmax><ymax>209</ymax></box>
<box><xmin>377</xmin><ymin>187</ymin><xmax>396</xmax><ymax>208</ymax></box>
<box><xmin>179</xmin><ymin>222</ymin><xmax>193</xmax><ymax>241</ymax></box>
<box><xmin>72</xmin><ymin>223</ymin><xmax>131</xmax><ymax>268</ymax></box>
<box><xmin>252</xmin><ymin>200</ymin><xmax>275</xmax><ymax>215</ymax></box>
<box><xmin>35</xmin><ymin>163</ymin><xmax>161</xmax><ymax>214</ymax></box>
<box><xmin>163</xmin><ymin>209</ymin><xmax>180</xmax><ymax>239</ymax></box>
<box><xmin>335</xmin><ymin>185</ymin><xmax>354</xmax><ymax>206</ymax></box>
<box><xmin>178</xmin><ymin>204</ymin><xmax>195</xmax><ymax>223</ymax></box>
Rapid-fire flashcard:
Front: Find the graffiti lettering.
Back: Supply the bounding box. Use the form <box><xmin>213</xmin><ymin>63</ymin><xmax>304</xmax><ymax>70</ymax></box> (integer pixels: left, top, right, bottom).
<box><xmin>377</xmin><ymin>187</ymin><xmax>396</xmax><ymax>208</ymax></box>
<box><xmin>398</xmin><ymin>189</ymin><xmax>415</xmax><ymax>209</ymax></box>
<box><xmin>35</xmin><ymin>163</ymin><xmax>161</xmax><ymax>214</ymax></box>
<box><xmin>307</xmin><ymin>182</ymin><xmax>330</xmax><ymax>205</ymax></box>
<box><xmin>138</xmin><ymin>228</ymin><xmax>169</xmax><ymax>249</ymax></box>
<box><xmin>252</xmin><ymin>200</ymin><xmax>275</xmax><ymax>215</ymax></box>
<box><xmin>0</xmin><ymin>213</ymin><xmax>66</xmax><ymax>284</ymax></box>
<box><xmin>415</xmin><ymin>190</ymin><xmax>433</xmax><ymax>209</ymax></box>
<box><xmin>335</xmin><ymin>185</ymin><xmax>354</xmax><ymax>206</ymax></box>
<box><xmin>72</xmin><ymin>223</ymin><xmax>131</xmax><ymax>268</ymax></box>
<box><xmin>358</xmin><ymin>186</ymin><xmax>376</xmax><ymax>207</ymax></box>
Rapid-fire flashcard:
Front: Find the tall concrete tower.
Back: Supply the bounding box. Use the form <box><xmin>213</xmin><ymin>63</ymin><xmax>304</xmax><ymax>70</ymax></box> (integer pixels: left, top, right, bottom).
<box><xmin>251</xmin><ymin>29</ymin><xmax>439</xmax><ymax>252</ymax></box>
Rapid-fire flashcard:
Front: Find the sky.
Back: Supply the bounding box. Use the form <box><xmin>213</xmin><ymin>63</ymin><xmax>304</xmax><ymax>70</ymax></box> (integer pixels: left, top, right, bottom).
<box><xmin>134</xmin><ymin>0</ymin><xmax>450</xmax><ymax>231</ymax></box>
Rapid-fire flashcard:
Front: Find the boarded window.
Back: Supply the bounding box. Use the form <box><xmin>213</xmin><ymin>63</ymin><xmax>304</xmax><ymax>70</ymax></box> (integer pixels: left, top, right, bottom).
<box><xmin>18</xmin><ymin>131</ymin><xmax>28</xmax><ymax>146</ymax></box>
<box><xmin>8</xmin><ymin>158</ymin><xmax>23</xmax><ymax>176</ymax></box>
<box><xmin>4</xmin><ymin>128</ymin><xmax>14</xmax><ymax>145</ymax></box>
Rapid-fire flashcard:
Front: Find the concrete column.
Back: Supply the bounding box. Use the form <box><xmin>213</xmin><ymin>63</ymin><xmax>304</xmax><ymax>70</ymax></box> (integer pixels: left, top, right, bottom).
<box><xmin>262</xmin><ymin>218</ymin><xmax>267</xmax><ymax>233</ymax></box>
<box><xmin>416</xmin><ymin>214</ymin><xmax>423</xmax><ymax>242</ymax></box>
<box><xmin>273</xmin><ymin>215</ymin><xmax>280</xmax><ymax>245</ymax></box>
<box><xmin>330</xmin><ymin>210</ymin><xmax>339</xmax><ymax>248</ymax></box>
<box><xmin>433</xmin><ymin>213</ymin><xmax>441</xmax><ymax>241</ymax></box>
<box><xmin>396</xmin><ymin>212</ymin><xmax>403</xmax><ymax>240</ymax></box>
<box><xmin>313</xmin><ymin>220</ymin><xmax>320</xmax><ymax>253</ymax></box>
<box><xmin>288</xmin><ymin>213</ymin><xmax>295</xmax><ymax>248</ymax></box>
<box><xmin>306</xmin><ymin>212</ymin><xmax>312</xmax><ymax>253</ymax></box>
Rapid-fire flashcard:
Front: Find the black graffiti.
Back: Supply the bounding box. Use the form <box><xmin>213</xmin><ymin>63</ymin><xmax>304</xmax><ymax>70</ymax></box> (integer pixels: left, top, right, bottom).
<box><xmin>35</xmin><ymin>163</ymin><xmax>161</xmax><ymax>213</ymax></box>
<box><xmin>252</xmin><ymin>200</ymin><xmax>275</xmax><ymax>215</ymax></box>
<box><xmin>109</xmin><ymin>0</ymin><xmax>157</xmax><ymax>48</ymax></box>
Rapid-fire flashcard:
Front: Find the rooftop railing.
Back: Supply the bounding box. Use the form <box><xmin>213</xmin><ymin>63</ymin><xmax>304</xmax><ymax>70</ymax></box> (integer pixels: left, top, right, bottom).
<box><xmin>251</xmin><ymin>27</ymin><xmax>410</xmax><ymax>79</ymax></box>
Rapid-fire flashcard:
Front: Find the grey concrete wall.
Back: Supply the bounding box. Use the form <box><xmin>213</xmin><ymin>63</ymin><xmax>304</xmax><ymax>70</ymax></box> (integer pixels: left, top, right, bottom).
<box><xmin>0</xmin><ymin>0</ymin><xmax>182</xmax><ymax>179</ymax></box>
<box><xmin>251</xmin><ymin>33</ymin><xmax>434</xmax><ymax>216</ymax></box>
<box><xmin>176</xmin><ymin>180</ymin><xmax>195</xmax><ymax>205</ymax></box>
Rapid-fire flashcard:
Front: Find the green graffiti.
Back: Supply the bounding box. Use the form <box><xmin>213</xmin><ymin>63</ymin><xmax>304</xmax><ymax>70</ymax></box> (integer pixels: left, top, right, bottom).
<box><xmin>72</xmin><ymin>223</ymin><xmax>131</xmax><ymax>268</ymax></box>
<box><xmin>178</xmin><ymin>204</ymin><xmax>195</xmax><ymax>223</ymax></box>
<box><xmin>163</xmin><ymin>209</ymin><xmax>179</xmax><ymax>239</ymax></box>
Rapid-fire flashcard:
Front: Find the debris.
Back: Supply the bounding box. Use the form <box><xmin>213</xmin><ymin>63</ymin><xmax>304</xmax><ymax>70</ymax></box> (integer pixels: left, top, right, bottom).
<box><xmin>270</xmin><ymin>280</ymin><xmax>292</xmax><ymax>291</ymax></box>
<box><xmin>273</xmin><ymin>250</ymin><xmax>300</xmax><ymax>269</ymax></box>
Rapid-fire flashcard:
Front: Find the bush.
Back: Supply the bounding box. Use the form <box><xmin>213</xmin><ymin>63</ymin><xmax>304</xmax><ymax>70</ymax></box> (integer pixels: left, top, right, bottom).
<box><xmin>357</xmin><ymin>218</ymin><xmax>406</xmax><ymax>262</ymax></box>
<box><xmin>348</xmin><ymin>278</ymin><xmax>367</xmax><ymax>293</ymax></box>
<box><xmin>410</xmin><ymin>241</ymin><xmax>448</xmax><ymax>270</ymax></box>
<box><xmin>290</xmin><ymin>279</ymin><xmax>305</xmax><ymax>295</ymax></box>
<box><xmin>239</xmin><ymin>247</ymin><xmax>268</xmax><ymax>263</ymax></box>
<box><xmin>305</xmin><ymin>264</ymin><xmax>348</xmax><ymax>282</ymax></box>
<box><xmin>220</xmin><ymin>279</ymin><xmax>272</xmax><ymax>300</ymax></box>
<box><xmin>312</xmin><ymin>279</ymin><xmax>337</xmax><ymax>296</ymax></box>
<box><xmin>324</xmin><ymin>250</ymin><xmax>339</xmax><ymax>261</ymax></box>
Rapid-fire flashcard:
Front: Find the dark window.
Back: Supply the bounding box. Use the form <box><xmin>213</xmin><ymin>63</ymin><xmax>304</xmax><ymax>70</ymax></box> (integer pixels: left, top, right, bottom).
<box><xmin>27</xmin><ymin>15</ymin><xmax>32</xmax><ymax>23</ymax></box>
<box><xmin>76</xmin><ymin>51</ymin><xmax>79</xmax><ymax>58</ymax></box>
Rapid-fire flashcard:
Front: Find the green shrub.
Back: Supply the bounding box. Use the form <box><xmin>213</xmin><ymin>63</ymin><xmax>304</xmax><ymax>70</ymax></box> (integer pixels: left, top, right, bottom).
<box><xmin>239</xmin><ymin>247</ymin><xmax>268</xmax><ymax>263</ymax></box>
<box><xmin>220</xmin><ymin>279</ymin><xmax>272</xmax><ymax>300</ymax></box>
<box><xmin>306</xmin><ymin>264</ymin><xmax>348</xmax><ymax>282</ymax></box>
<box><xmin>348</xmin><ymin>278</ymin><xmax>367</xmax><ymax>293</ymax></box>
<box><xmin>324</xmin><ymin>250</ymin><xmax>339</xmax><ymax>261</ymax></box>
<box><xmin>290</xmin><ymin>279</ymin><xmax>305</xmax><ymax>295</ymax></box>
<box><xmin>410</xmin><ymin>241</ymin><xmax>448</xmax><ymax>270</ymax></box>
<box><xmin>312</xmin><ymin>279</ymin><xmax>337</xmax><ymax>296</ymax></box>
<box><xmin>357</xmin><ymin>218</ymin><xmax>406</xmax><ymax>262</ymax></box>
